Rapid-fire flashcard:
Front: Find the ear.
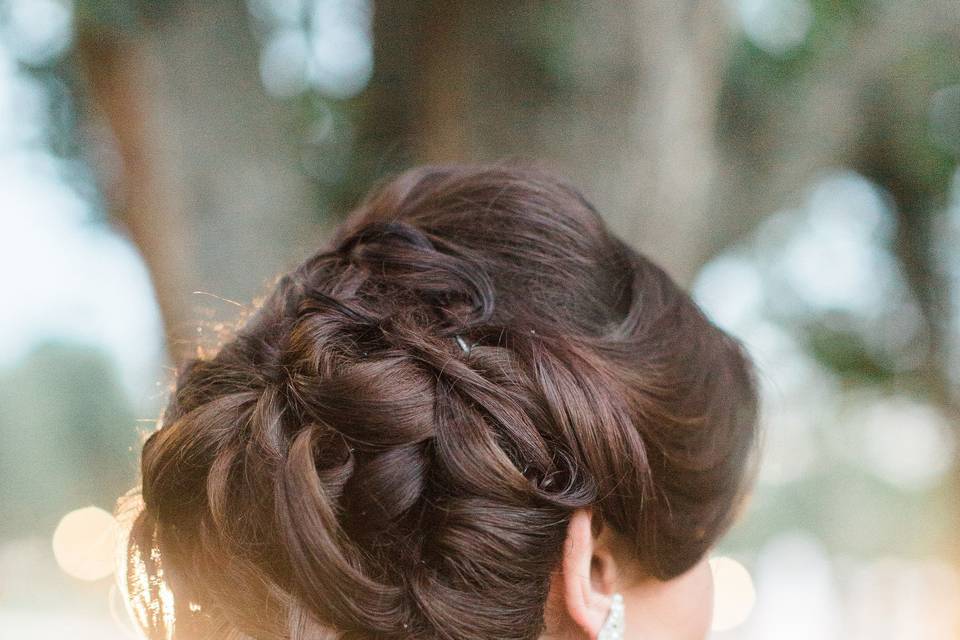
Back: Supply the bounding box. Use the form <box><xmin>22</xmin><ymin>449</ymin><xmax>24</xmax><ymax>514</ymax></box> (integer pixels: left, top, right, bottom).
<box><xmin>560</xmin><ymin>508</ymin><xmax>615</xmax><ymax>638</ymax></box>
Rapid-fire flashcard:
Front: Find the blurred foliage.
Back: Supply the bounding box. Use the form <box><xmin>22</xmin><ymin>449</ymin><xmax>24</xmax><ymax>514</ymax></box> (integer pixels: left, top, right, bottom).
<box><xmin>0</xmin><ymin>343</ymin><xmax>139</xmax><ymax>538</ymax></box>
<box><xmin>73</xmin><ymin>0</ymin><xmax>177</xmax><ymax>31</ymax></box>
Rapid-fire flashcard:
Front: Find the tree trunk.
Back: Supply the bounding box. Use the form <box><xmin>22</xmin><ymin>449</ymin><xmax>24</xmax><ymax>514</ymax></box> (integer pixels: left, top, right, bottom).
<box><xmin>74</xmin><ymin>1</ymin><xmax>332</xmax><ymax>364</ymax></box>
<box><xmin>358</xmin><ymin>0</ymin><xmax>734</xmax><ymax>285</ymax></box>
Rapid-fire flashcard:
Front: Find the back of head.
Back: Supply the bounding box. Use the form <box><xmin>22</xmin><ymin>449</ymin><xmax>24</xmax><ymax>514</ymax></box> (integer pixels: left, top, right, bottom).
<box><xmin>123</xmin><ymin>163</ymin><xmax>759</xmax><ymax>640</ymax></box>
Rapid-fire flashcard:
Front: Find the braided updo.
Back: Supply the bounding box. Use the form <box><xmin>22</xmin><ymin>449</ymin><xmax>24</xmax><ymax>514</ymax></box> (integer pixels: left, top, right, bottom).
<box><xmin>121</xmin><ymin>164</ymin><xmax>759</xmax><ymax>640</ymax></box>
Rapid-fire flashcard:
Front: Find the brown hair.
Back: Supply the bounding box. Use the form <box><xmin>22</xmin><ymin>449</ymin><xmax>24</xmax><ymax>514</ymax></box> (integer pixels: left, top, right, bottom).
<box><xmin>122</xmin><ymin>163</ymin><xmax>760</xmax><ymax>640</ymax></box>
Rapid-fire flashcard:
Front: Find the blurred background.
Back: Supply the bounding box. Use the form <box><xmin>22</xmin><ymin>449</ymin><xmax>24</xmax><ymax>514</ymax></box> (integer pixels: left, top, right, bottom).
<box><xmin>0</xmin><ymin>0</ymin><xmax>958</xmax><ymax>637</ymax></box>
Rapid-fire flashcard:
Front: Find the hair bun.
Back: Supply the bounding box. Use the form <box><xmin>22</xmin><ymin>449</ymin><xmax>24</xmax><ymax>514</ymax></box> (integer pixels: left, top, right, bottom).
<box><xmin>123</xmin><ymin>163</ymin><xmax>759</xmax><ymax>640</ymax></box>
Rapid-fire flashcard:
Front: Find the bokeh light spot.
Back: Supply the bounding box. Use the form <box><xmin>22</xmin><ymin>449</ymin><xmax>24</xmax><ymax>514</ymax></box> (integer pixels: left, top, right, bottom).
<box><xmin>735</xmin><ymin>0</ymin><xmax>813</xmax><ymax>55</ymax></box>
<box><xmin>710</xmin><ymin>555</ymin><xmax>757</xmax><ymax>631</ymax></box>
<box><xmin>1</xmin><ymin>0</ymin><xmax>73</xmax><ymax>66</ymax></box>
<box><xmin>52</xmin><ymin>506</ymin><xmax>119</xmax><ymax>581</ymax></box>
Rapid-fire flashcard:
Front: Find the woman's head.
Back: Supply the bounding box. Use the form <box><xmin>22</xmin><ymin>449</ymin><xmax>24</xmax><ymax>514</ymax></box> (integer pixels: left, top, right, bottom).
<box><xmin>123</xmin><ymin>163</ymin><xmax>759</xmax><ymax>640</ymax></box>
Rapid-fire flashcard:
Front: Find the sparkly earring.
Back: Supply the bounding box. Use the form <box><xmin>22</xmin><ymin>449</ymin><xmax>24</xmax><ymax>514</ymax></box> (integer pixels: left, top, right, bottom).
<box><xmin>597</xmin><ymin>593</ymin><xmax>625</xmax><ymax>640</ymax></box>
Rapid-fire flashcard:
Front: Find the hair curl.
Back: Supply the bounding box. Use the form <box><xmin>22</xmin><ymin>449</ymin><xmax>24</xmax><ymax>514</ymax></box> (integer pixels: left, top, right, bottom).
<box><xmin>121</xmin><ymin>163</ymin><xmax>760</xmax><ymax>640</ymax></box>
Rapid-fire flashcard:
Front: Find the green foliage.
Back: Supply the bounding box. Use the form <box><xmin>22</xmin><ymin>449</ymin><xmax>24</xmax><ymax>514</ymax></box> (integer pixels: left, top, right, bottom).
<box><xmin>0</xmin><ymin>343</ymin><xmax>140</xmax><ymax>537</ymax></box>
<box><xmin>73</xmin><ymin>0</ymin><xmax>180</xmax><ymax>31</ymax></box>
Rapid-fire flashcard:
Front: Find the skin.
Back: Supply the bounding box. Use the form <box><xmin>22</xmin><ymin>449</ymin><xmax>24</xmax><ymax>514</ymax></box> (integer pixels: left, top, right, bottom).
<box><xmin>541</xmin><ymin>509</ymin><xmax>714</xmax><ymax>640</ymax></box>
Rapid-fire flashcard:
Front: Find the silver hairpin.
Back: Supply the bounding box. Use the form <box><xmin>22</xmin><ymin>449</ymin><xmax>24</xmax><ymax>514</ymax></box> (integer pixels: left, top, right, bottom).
<box><xmin>454</xmin><ymin>334</ymin><xmax>471</xmax><ymax>354</ymax></box>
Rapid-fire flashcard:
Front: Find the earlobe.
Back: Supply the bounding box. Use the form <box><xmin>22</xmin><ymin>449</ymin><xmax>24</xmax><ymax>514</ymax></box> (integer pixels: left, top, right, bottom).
<box><xmin>561</xmin><ymin>509</ymin><xmax>613</xmax><ymax>638</ymax></box>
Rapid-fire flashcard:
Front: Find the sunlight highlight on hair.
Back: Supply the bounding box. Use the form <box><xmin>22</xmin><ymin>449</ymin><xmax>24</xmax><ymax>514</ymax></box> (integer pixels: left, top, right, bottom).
<box><xmin>115</xmin><ymin>489</ymin><xmax>176</xmax><ymax>639</ymax></box>
<box><xmin>122</xmin><ymin>538</ymin><xmax>177</xmax><ymax>639</ymax></box>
